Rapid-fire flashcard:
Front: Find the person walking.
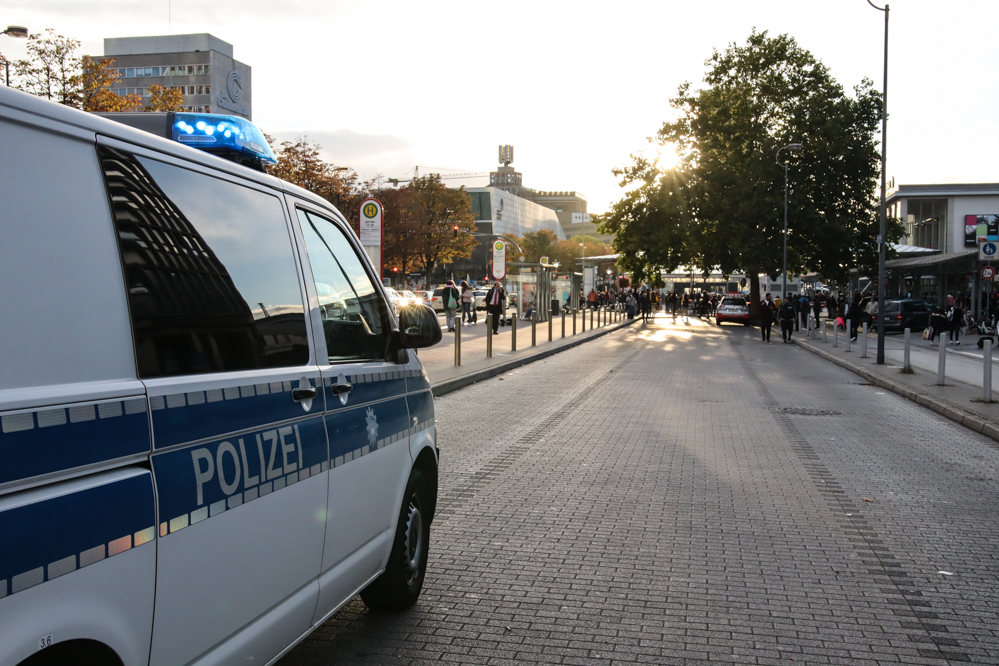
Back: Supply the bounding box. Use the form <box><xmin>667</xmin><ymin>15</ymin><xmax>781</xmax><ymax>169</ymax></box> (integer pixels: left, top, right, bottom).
<box><xmin>813</xmin><ymin>292</ymin><xmax>823</xmax><ymax>327</ymax></box>
<box><xmin>948</xmin><ymin>300</ymin><xmax>963</xmax><ymax>344</ymax></box>
<box><xmin>625</xmin><ymin>290</ymin><xmax>638</xmax><ymax>319</ymax></box>
<box><xmin>587</xmin><ymin>288</ymin><xmax>598</xmax><ymax>310</ymax></box>
<box><xmin>777</xmin><ymin>294</ymin><xmax>796</xmax><ymax>343</ymax></box>
<box><xmin>760</xmin><ymin>292</ymin><xmax>775</xmax><ymax>342</ymax></box>
<box><xmin>460</xmin><ymin>280</ymin><xmax>475</xmax><ymax>325</ymax></box>
<box><xmin>484</xmin><ymin>281</ymin><xmax>506</xmax><ymax>334</ymax></box>
<box><xmin>849</xmin><ymin>292</ymin><xmax>862</xmax><ymax>342</ymax></box>
<box><xmin>442</xmin><ymin>280</ymin><xmax>460</xmax><ymax>332</ymax></box>
<box><xmin>639</xmin><ymin>290</ymin><xmax>652</xmax><ymax>322</ymax></box>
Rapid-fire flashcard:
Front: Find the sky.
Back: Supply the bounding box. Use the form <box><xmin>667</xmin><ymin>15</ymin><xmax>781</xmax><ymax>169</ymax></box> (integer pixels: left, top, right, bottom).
<box><xmin>3</xmin><ymin>0</ymin><xmax>997</xmax><ymax>214</ymax></box>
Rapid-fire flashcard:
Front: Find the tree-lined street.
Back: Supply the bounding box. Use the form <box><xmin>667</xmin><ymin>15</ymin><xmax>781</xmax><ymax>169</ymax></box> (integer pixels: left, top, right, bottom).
<box><xmin>281</xmin><ymin>317</ymin><xmax>999</xmax><ymax>665</ymax></box>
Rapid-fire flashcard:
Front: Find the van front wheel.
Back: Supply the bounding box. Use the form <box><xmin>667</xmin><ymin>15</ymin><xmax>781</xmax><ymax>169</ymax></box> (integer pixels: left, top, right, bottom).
<box><xmin>360</xmin><ymin>469</ymin><xmax>430</xmax><ymax>611</ymax></box>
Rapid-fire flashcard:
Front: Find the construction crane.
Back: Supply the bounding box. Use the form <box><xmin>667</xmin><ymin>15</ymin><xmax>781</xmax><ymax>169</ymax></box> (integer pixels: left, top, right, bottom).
<box><xmin>387</xmin><ymin>166</ymin><xmax>489</xmax><ymax>187</ymax></box>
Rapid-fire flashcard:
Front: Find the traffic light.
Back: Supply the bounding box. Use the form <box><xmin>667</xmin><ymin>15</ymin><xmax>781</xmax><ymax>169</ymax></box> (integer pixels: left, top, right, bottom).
<box><xmin>392</xmin><ymin>267</ymin><xmax>399</xmax><ymax>273</ymax></box>
<box><xmin>453</xmin><ymin>225</ymin><xmax>459</xmax><ymax>238</ymax></box>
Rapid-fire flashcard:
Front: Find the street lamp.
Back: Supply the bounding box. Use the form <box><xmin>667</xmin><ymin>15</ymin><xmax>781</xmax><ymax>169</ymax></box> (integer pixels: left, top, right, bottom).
<box><xmin>2</xmin><ymin>26</ymin><xmax>29</xmax><ymax>87</ymax></box>
<box><xmin>868</xmin><ymin>0</ymin><xmax>890</xmax><ymax>364</ymax></box>
<box><xmin>776</xmin><ymin>143</ymin><xmax>803</xmax><ymax>300</ymax></box>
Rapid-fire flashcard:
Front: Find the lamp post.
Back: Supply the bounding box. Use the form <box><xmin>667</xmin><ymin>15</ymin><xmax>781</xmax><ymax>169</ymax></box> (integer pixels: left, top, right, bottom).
<box><xmin>868</xmin><ymin>0</ymin><xmax>889</xmax><ymax>364</ymax></box>
<box><xmin>2</xmin><ymin>26</ymin><xmax>29</xmax><ymax>86</ymax></box>
<box><xmin>776</xmin><ymin>143</ymin><xmax>803</xmax><ymax>300</ymax></box>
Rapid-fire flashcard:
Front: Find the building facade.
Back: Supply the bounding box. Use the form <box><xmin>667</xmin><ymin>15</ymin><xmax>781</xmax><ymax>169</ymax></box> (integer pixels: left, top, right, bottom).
<box><xmin>885</xmin><ymin>183</ymin><xmax>999</xmax><ymax>314</ymax></box>
<box><xmin>96</xmin><ymin>34</ymin><xmax>252</xmax><ymax>118</ymax></box>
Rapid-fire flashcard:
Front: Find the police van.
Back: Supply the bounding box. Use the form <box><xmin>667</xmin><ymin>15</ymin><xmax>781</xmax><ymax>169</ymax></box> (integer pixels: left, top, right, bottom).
<box><xmin>0</xmin><ymin>86</ymin><xmax>442</xmax><ymax>666</ymax></box>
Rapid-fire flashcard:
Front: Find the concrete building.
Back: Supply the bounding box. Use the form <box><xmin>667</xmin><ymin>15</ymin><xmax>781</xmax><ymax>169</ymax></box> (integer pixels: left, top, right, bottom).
<box><xmin>884</xmin><ymin>183</ymin><xmax>999</xmax><ymax>314</ymax></box>
<box><xmin>96</xmin><ymin>33</ymin><xmax>251</xmax><ymax>119</ymax></box>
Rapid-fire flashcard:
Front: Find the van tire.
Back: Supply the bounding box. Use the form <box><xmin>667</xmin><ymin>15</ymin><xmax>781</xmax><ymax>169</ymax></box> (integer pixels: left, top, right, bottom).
<box><xmin>360</xmin><ymin>469</ymin><xmax>430</xmax><ymax>611</ymax></box>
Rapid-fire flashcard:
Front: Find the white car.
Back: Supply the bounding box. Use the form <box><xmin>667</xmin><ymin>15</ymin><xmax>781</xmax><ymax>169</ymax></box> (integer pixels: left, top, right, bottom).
<box><xmin>716</xmin><ymin>297</ymin><xmax>751</xmax><ymax>326</ymax></box>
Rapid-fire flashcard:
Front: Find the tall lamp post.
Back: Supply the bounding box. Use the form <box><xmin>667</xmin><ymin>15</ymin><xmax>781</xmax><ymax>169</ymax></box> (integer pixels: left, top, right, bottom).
<box><xmin>868</xmin><ymin>0</ymin><xmax>889</xmax><ymax>364</ymax></box>
<box><xmin>776</xmin><ymin>143</ymin><xmax>803</xmax><ymax>299</ymax></box>
<box><xmin>2</xmin><ymin>26</ymin><xmax>29</xmax><ymax>86</ymax></box>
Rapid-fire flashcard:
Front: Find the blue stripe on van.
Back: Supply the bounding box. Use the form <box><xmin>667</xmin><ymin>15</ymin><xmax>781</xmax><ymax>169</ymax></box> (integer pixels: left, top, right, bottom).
<box><xmin>150</xmin><ymin>381</ymin><xmax>318</xmax><ymax>449</ymax></box>
<box><xmin>406</xmin><ymin>391</ymin><xmax>435</xmax><ymax>431</ymax></box>
<box><xmin>324</xmin><ymin>371</ymin><xmax>408</xmax><ymax>411</ymax></box>
<box><xmin>0</xmin><ymin>398</ymin><xmax>150</xmax><ymax>486</ymax></box>
<box><xmin>152</xmin><ymin>415</ymin><xmax>328</xmax><ymax>536</ymax></box>
<box><xmin>326</xmin><ymin>397</ymin><xmax>410</xmax><ymax>466</ymax></box>
<box><xmin>406</xmin><ymin>368</ymin><xmax>432</xmax><ymax>393</ymax></box>
<box><xmin>0</xmin><ymin>473</ymin><xmax>155</xmax><ymax>599</ymax></box>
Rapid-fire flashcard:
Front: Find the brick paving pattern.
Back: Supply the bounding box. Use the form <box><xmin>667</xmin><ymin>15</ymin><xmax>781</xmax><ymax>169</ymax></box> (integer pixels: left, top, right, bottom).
<box><xmin>279</xmin><ymin>316</ymin><xmax>999</xmax><ymax>665</ymax></box>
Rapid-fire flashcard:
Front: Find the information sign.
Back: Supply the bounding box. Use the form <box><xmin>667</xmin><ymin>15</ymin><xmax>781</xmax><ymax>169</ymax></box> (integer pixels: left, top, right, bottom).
<box><xmin>980</xmin><ymin>241</ymin><xmax>998</xmax><ymax>261</ymax></box>
<box><xmin>491</xmin><ymin>240</ymin><xmax>506</xmax><ymax>280</ymax></box>
<box><xmin>359</xmin><ymin>198</ymin><xmax>383</xmax><ymax>275</ymax></box>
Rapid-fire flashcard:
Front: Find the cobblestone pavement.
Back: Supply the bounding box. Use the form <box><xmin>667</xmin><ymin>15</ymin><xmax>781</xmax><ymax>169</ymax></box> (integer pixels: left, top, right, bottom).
<box><xmin>279</xmin><ymin>315</ymin><xmax>999</xmax><ymax>665</ymax></box>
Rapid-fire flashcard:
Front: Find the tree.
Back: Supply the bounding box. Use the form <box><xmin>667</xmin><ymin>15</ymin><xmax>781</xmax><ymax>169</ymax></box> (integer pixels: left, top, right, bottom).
<box><xmin>144</xmin><ymin>84</ymin><xmax>184</xmax><ymax>112</ymax></box>
<box><xmin>267</xmin><ymin>136</ymin><xmax>365</xmax><ymax>229</ymax></box>
<box><xmin>606</xmin><ymin>30</ymin><xmax>901</xmax><ymax>305</ymax></box>
<box><xmin>407</xmin><ymin>175</ymin><xmax>477</xmax><ymax>286</ymax></box>
<box><xmin>11</xmin><ymin>29</ymin><xmax>80</xmax><ymax>105</ymax></box>
<box><xmin>378</xmin><ymin>187</ymin><xmax>423</xmax><ymax>278</ymax></box>
<box><xmin>79</xmin><ymin>56</ymin><xmax>141</xmax><ymax>112</ymax></box>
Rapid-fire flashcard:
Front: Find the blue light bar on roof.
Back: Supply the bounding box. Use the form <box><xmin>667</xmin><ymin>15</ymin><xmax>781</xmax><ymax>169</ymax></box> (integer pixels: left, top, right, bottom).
<box><xmin>171</xmin><ymin>112</ymin><xmax>277</xmax><ymax>165</ymax></box>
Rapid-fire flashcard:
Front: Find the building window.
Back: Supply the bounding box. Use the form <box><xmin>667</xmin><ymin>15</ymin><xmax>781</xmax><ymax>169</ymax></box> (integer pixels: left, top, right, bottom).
<box><xmin>187</xmin><ymin>65</ymin><xmax>196</xmax><ymax>75</ymax></box>
<box><xmin>196</xmin><ymin>64</ymin><xmax>204</xmax><ymax>75</ymax></box>
<box><xmin>126</xmin><ymin>68</ymin><xmax>134</xmax><ymax>78</ymax></box>
<box><xmin>187</xmin><ymin>85</ymin><xmax>196</xmax><ymax>95</ymax></box>
<box><xmin>203</xmin><ymin>64</ymin><xmax>211</xmax><ymax>75</ymax></box>
<box><xmin>204</xmin><ymin>84</ymin><xmax>210</xmax><ymax>95</ymax></box>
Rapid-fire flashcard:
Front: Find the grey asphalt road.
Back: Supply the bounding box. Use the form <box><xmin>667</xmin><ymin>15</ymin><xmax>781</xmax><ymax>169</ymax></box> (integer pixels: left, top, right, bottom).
<box><xmin>280</xmin><ymin>315</ymin><xmax>999</xmax><ymax>665</ymax></box>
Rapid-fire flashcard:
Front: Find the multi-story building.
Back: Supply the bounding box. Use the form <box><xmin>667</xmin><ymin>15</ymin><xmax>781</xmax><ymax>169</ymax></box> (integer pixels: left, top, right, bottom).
<box><xmin>95</xmin><ymin>33</ymin><xmax>251</xmax><ymax>119</ymax></box>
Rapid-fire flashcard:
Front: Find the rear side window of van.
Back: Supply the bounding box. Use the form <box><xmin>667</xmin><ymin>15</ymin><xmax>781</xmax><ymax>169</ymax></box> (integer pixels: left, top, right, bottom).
<box><xmin>99</xmin><ymin>146</ymin><xmax>309</xmax><ymax>377</ymax></box>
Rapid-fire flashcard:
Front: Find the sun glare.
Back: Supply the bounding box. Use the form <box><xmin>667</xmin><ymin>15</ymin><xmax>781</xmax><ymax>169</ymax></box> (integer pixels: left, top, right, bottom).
<box><xmin>655</xmin><ymin>143</ymin><xmax>681</xmax><ymax>171</ymax></box>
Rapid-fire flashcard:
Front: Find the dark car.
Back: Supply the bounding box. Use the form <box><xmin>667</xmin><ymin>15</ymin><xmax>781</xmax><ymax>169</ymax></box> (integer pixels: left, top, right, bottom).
<box><xmin>882</xmin><ymin>299</ymin><xmax>933</xmax><ymax>332</ymax></box>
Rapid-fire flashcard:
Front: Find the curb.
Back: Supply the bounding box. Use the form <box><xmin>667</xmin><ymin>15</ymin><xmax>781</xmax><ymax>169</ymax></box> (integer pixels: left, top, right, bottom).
<box><xmin>793</xmin><ymin>338</ymin><xmax>999</xmax><ymax>445</ymax></box>
<box><xmin>432</xmin><ymin>318</ymin><xmax>639</xmax><ymax>398</ymax></box>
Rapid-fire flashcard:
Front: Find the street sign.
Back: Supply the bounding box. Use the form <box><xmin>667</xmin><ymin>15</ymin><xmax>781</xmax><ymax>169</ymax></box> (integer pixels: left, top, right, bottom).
<box><xmin>358</xmin><ymin>198</ymin><xmax>383</xmax><ymax>277</ymax></box>
<box><xmin>491</xmin><ymin>240</ymin><xmax>506</xmax><ymax>280</ymax></box>
<box><xmin>980</xmin><ymin>241</ymin><xmax>998</xmax><ymax>261</ymax></box>
<box><xmin>983</xmin><ymin>265</ymin><xmax>996</xmax><ymax>281</ymax></box>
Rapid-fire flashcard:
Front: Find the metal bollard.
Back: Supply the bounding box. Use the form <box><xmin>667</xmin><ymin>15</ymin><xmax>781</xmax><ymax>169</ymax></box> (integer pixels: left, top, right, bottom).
<box><xmin>860</xmin><ymin>322</ymin><xmax>868</xmax><ymax>358</ymax></box>
<box><xmin>454</xmin><ymin>319</ymin><xmax>461</xmax><ymax>366</ymax></box>
<box><xmin>846</xmin><ymin>326</ymin><xmax>851</xmax><ymax>352</ymax></box>
<box><xmin>561</xmin><ymin>310</ymin><xmax>566</xmax><ymax>338</ymax></box>
<box><xmin>531</xmin><ymin>311</ymin><xmax>537</xmax><ymax>346</ymax></box>
<box><xmin>822</xmin><ymin>317</ymin><xmax>827</xmax><ymax>343</ymax></box>
<box><xmin>937</xmin><ymin>334</ymin><xmax>947</xmax><ymax>385</ymax></box>
<box><xmin>833</xmin><ymin>320</ymin><xmax>839</xmax><ymax>347</ymax></box>
<box><xmin>548</xmin><ymin>311</ymin><xmax>553</xmax><ymax>342</ymax></box>
<box><xmin>486</xmin><ymin>314</ymin><xmax>493</xmax><ymax>358</ymax></box>
<box><xmin>582</xmin><ymin>307</ymin><xmax>586</xmax><ymax>332</ymax></box>
<box><xmin>590</xmin><ymin>307</ymin><xmax>594</xmax><ymax>329</ymax></box>
<box><xmin>903</xmin><ymin>328</ymin><xmax>911</xmax><ymax>371</ymax></box>
<box><xmin>573</xmin><ymin>309</ymin><xmax>577</xmax><ymax>335</ymax></box>
<box><xmin>985</xmin><ymin>340</ymin><xmax>993</xmax><ymax>402</ymax></box>
<box><xmin>511</xmin><ymin>313</ymin><xmax>517</xmax><ymax>352</ymax></box>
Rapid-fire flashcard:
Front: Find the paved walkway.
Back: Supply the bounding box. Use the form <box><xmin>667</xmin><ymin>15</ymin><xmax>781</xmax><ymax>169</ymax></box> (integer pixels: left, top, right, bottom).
<box><xmin>418</xmin><ymin>308</ymin><xmax>638</xmax><ymax>395</ymax></box>
<box><xmin>795</xmin><ymin>324</ymin><xmax>999</xmax><ymax>443</ymax></box>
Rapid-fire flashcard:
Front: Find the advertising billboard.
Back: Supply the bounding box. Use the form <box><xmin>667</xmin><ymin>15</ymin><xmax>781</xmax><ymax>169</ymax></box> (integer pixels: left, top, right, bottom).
<box><xmin>966</xmin><ymin>214</ymin><xmax>999</xmax><ymax>247</ymax></box>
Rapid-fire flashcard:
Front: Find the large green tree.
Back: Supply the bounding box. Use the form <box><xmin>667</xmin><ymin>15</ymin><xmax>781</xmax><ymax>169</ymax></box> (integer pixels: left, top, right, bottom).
<box><xmin>603</xmin><ymin>30</ymin><xmax>900</xmax><ymax>303</ymax></box>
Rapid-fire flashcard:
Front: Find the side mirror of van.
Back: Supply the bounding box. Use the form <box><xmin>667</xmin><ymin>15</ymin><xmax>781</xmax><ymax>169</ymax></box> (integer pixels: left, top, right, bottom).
<box><xmin>398</xmin><ymin>304</ymin><xmax>442</xmax><ymax>349</ymax></box>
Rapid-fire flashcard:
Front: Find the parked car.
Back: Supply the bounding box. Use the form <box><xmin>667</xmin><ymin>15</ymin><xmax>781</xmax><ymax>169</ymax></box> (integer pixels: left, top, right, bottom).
<box><xmin>882</xmin><ymin>298</ymin><xmax>933</xmax><ymax>332</ymax></box>
<box><xmin>473</xmin><ymin>289</ymin><xmax>488</xmax><ymax>310</ymax></box>
<box><xmin>399</xmin><ymin>290</ymin><xmax>420</xmax><ymax>307</ymax></box>
<box><xmin>412</xmin><ymin>290</ymin><xmax>432</xmax><ymax>306</ymax></box>
<box><xmin>383</xmin><ymin>286</ymin><xmax>403</xmax><ymax>314</ymax></box>
<box><xmin>715</xmin><ymin>297</ymin><xmax>750</xmax><ymax>326</ymax></box>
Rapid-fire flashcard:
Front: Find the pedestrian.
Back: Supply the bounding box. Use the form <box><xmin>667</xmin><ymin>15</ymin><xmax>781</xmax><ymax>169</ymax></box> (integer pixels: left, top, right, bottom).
<box><xmin>849</xmin><ymin>292</ymin><xmax>862</xmax><ymax>341</ymax></box>
<box><xmin>777</xmin><ymin>294</ymin><xmax>796</xmax><ymax>343</ymax></box>
<box><xmin>587</xmin><ymin>288</ymin><xmax>598</xmax><ymax>309</ymax></box>
<box><xmin>442</xmin><ymin>280</ymin><xmax>460</xmax><ymax>332</ymax></box>
<box><xmin>640</xmin><ymin>290</ymin><xmax>652</xmax><ymax>322</ymax></box>
<box><xmin>460</xmin><ymin>280</ymin><xmax>474</xmax><ymax>325</ymax></box>
<box><xmin>813</xmin><ymin>292</ymin><xmax>823</xmax><ymax>326</ymax></box>
<box><xmin>760</xmin><ymin>292</ymin><xmax>775</xmax><ymax>342</ymax></box>
<box><xmin>484</xmin><ymin>281</ymin><xmax>506</xmax><ymax>334</ymax></box>
<box><xmin>948</xmin><ymin>301</ymin><xmax>963</xmax><ymax>345</ymax></box>
<box><xmin>798</xmin><ymin>293</ymin><xmax>810</xmax><ymax>331</ymax></box>
<box><xmin>625</xmin><ymin>290</ymin><xmax>638</xmax><ymax>319</ymax></box>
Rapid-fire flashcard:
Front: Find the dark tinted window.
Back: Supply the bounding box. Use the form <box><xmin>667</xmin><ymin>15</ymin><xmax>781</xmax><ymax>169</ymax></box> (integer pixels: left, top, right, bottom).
<box><xmin>297</xmin><ymin>209</ymin><xmax>389</xmax><ymax>362</ymax></box>
<box><xmin>100</xmin><ymin>146</ymin><xmax>309</xmax><ymax>378</ymax></box>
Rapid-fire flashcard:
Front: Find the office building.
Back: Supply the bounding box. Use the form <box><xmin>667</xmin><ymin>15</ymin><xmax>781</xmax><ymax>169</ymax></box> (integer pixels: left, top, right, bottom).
<box><xmin>95</xmin><ymin>33</ymin><xmax>251</xmax><ymax>118</ymax></box>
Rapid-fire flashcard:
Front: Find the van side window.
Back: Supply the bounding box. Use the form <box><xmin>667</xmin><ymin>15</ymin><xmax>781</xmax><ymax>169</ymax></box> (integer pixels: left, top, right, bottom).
<box><xmin>297</xmin><ymin>209</ymin><xmax>389</xmax><ymax>362</ymax></box>
<box><xmin>99</xmin><ymin>146</ymin><xmax>309</xmax><ymax>378</ymax></box>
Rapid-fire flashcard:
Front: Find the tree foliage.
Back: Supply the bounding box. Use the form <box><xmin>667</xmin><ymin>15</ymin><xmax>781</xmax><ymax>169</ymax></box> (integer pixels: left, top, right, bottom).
<box><xmin>603</xmin><ymin>30</ymin><xmax>901</xmax><ymax>297</ymax></box>
<box><xmin>144</xmin><ymin>84</ymin><xmax>184</xmax><ymax>112</ymax></box>
<box><xmin>267</xmin><ymin>136</ymin><xmax>364</xmax><ymax>230</ymax></box>
<box><xmin>405</xmin><ymin>175</ymin><xmax>477</xmax><ymax>283</ymax></box>
<box><xmin>80</xmin><ymin>56</ymin><xmax>141</xmax><ymax>112</ymax></box>
<box><xmin>10</xmin><ymin>29</ymin><xmax>80</xmax><ymax>105</ymax></box>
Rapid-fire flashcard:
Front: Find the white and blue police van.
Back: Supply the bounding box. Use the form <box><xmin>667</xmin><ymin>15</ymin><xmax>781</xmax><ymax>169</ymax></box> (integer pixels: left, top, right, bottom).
<box><xmin>0</xmin><ymin>85</ymin><xmax>442</xmax><ymax>666</ymax></box>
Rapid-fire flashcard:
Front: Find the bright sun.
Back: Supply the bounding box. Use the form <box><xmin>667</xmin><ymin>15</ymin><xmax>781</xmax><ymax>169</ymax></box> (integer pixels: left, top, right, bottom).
<box><xmin>655</xmin><ymin>143</ymin><xmax>681</xmax><ymax>171</ymax></box>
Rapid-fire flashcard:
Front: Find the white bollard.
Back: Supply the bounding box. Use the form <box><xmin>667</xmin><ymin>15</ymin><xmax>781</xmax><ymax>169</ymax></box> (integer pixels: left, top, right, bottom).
<box><xmin>822</xmin><ymin>317</ymin><xmax>827</xmax><ymax>343</ymax></box>
<box><xmin>985</xmin><ymin>340</ymin><xmax>993</xmax><ymax>402</ymax></box>
<box><xmin>860</xmin><ymin>322</ymin><xmax>868</xmax><ymax>358</ymax></box>
<box><xmin>903</xmin><ymin>328</ymin><xmax>911</xmax><ymax>371</ymax></box>
<box><xmin>846</xmin><ymin>327</ymin><xmax>852</xmax><ymax>352</ymax></box>
<box><xmin>834</xmin><ymin>320</ymin><xmax>839</xmax><ymax>348</ymax></box>
<box><xmin>937</xmin><ymin>334</ymin><xmax>947</xmax><ymax>386</ymax></box>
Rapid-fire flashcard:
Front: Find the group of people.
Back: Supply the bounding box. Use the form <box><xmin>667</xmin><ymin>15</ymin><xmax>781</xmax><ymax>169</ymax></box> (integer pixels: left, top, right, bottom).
<box><xmin>758</xmin><ymin>292</ymin><xmax>812</xmax><ymax>343</ymax></box>
<box><xmin>441</xmin><ymin>280</ymin><xmax>507</xmax><ymax>334</ymax></box>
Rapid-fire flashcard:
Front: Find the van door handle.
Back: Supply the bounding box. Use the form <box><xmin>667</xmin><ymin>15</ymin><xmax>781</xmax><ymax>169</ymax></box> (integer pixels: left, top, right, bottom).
<box><xmin>292</xmin><ymin>387</ymin><xmax>317</xmax><ymax>401</ymax></box>
<box><xmin>331</xmin><ymin>382</ymin><xmax>353</xmax><ymax>395</ymax></box>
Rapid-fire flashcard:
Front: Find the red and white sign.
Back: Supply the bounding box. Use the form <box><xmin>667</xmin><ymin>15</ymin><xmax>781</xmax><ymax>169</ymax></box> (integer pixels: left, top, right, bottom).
<box><xmin>491</xmin><ymin>240</ymin><xmax>506</xmax><ymax>280</ymax></box>
<box><xmin>982</xmin><ymin>265</ymin><xmax>995</xmax><ymax>281</ymax></box>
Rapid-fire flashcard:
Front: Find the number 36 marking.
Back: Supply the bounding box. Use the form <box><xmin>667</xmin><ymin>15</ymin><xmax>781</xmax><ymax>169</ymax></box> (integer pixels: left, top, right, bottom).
<box><xmin>38</xmin><ymin>634</ymin><xmax>53</xmax><ymax>650</ymax></box>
